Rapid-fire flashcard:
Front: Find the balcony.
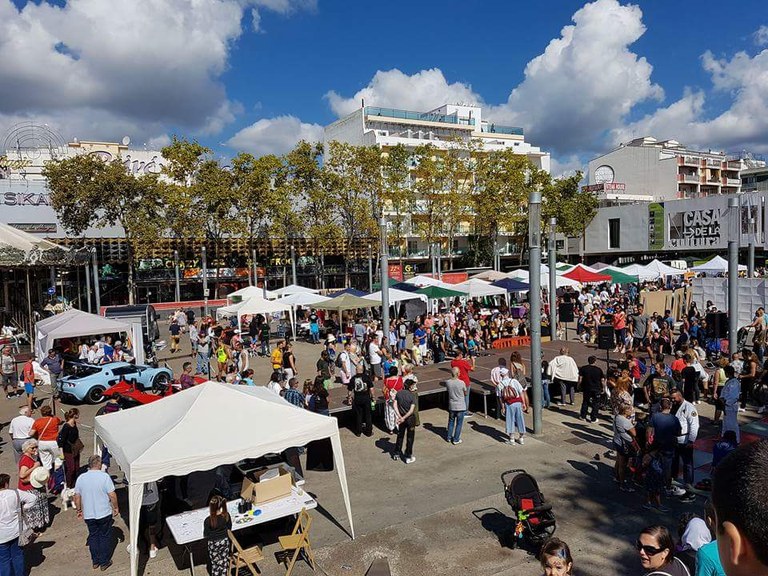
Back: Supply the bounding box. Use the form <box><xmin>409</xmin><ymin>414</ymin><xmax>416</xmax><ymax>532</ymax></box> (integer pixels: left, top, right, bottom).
<box><xmin>723</xmin><ymin>177</ymin><xmax>741</xmax><ymax>186</ymax></box>
<box><xmin>680</xmin><ymin>155</ymin><xmax>701</xmax><ymax>166</ymax></box>
<box><xmin>726</xmin><ymin>160</ymin><xmax>742</xmax><ymax>170</ymax></box>
<box><xmin>679</xmin><ymin>172</ymin><xmax>700</xmax><ymax>183</ymax></box>
<box><xmin>480</xmin><ymin>124</ymin><xmax>524</xmax><ymax>136</ymax></box>
<box><xmin>365</xmin><ymin>106</ymin><xmax>475</xmax><ymax>126</ymax></box>
<box><xmin>706</xmin><ymin>158</ymin><xmax>721</xmax><ymax>167</ymax></box>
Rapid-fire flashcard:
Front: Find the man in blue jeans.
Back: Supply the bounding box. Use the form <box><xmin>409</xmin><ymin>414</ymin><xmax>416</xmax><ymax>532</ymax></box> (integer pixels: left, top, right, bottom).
<box><xmin>445</xmin><ymin>367</ymin><xmax>468</xmax><ymax>445</ymax></box>
<box><xmin>0</xmin><ymin>473</ymin><xmax>36</xmax><ymax>575</ymax></box>
<box><xmin>74</xmin><ymin>455</ymin><xmax>119</xmax><ymax>571</ymax></box>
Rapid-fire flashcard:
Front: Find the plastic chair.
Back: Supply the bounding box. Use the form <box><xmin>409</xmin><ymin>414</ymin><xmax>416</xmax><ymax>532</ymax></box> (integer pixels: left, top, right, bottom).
<box><xmin>278</xmin><ymin>508</ymin><xmax>315</xmax><ymax>575</ymax></box>
<box><xmin>228</xmin><ymin>530</ymin><xmax>264</xmax><ymax>575</ymax></box>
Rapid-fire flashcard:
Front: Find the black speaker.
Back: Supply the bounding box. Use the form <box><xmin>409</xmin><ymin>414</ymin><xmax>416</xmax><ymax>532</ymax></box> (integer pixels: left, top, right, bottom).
<box><xmin>706</xmin><ymin>312</ymin><xmax>728</xmax><ymax>339</ymax></box>
<box><xmin>559</xmin><ymin>302</ymin><xmax>575</xmax><ymax>323</ymax></box>
<box><xmin>597</xmin><ymin>325</ymin><xmax>614</xmax><ymax>350</ymax></box>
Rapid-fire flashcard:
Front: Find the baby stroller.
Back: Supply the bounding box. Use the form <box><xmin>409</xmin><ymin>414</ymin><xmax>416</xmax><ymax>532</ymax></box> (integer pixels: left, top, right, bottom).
<box><xmin>501</xmin><ymin>469</ymin><xmax>556</xmax><ymax>549</ymax></box>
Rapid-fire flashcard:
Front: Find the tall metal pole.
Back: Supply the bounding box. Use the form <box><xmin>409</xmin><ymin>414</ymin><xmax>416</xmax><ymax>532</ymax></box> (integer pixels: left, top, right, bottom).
<box><xmin>436</xmin><ymin>242</ymin><xmax>442</xmax><ymax>280</ymax></box>
<box><xmin>380</xmin><ymin>216</ymin><xmax>390</xmax><ymax>336</ymax></box>
<box><xmin>748</xmin><ymin>217</ymin><xmax>755</xmax><ymax>278</ymax></box>
<box><xmin>728</xmin><ymin>197</ymin><xmax>739</xmax><ymax>357</ymax></box>
<box><xmin>548</xmin><ymin>217</ymin><xmax>558</xmax><ymax>341</ymax></box>
<box><xmin>367</xmin><ymin>244</ymin><xmax>373</xmax><ymax>292</ymax></box>
<box><xmin>84</xmin><ymin>262</ymin><xmax>92</xmax><ymax>313</ymax></box>
<box><xmin>319</xmin><ymin>253</ymin><xmax>325</xmax><ymax>290</ymax></box>
<box><xmin>251</xmin><ymin>248</ymin><xmax>258</xmax><ymax>288</ymax></box>
<box><xmin>91</xmin><ymin>247</ymin><xmax>101</xmax><ymax>312</ymax></box>
<box><xmin>174</xmin><ymin>250</ymin><xmax>181</xmax><ymax>303</ymax></box>
<box><xmin>529</xmin><ymin>191</ymin><xmax>543</xmax><ymax>435</ymax></box>
<box><xmin>291</xmin><ymin>244</ymin><xmax>297</xmax><ymax>286</ymax></box>
<box><xmin>201</xmin><ymin>246</ymin><xmax>209</xmax><ymax>318</ymax></box>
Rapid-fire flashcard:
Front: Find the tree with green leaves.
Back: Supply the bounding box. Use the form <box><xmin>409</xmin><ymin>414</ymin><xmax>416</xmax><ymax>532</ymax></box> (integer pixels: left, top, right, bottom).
<box><xmin>43</xmin><ymin>154</ymin><xmax>163</xmax><ymax>303</ymax></box>
<box><xmin>439</xmin><ymin>141</ymin><xmax>475</xmax><ymax>270</ymax></box>
<box><xmin>410</xmin><ymin>144</ymin><xmax>446</xmax><ymax>269</ymax></box>
<box><xmin>542</xmin><ymin>171</ymin><xmax>595</xmax><ymax>244</ymax></box>
<box><xmin>380</xmin><ymin>144</ymin><xmax>413</xmax><ymax>270</ymax></box>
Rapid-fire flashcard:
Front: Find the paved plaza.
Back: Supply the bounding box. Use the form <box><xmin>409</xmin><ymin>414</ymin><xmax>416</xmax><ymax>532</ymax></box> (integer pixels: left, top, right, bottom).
<box><xmin>3</xmin><ymin>329</ymin><xmax>765</xmax><ymax>576</ymax></box>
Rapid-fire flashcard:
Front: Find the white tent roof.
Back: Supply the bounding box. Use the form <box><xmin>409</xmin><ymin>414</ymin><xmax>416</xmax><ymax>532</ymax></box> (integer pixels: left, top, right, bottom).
<box><xmin>624</xmin><ymin>259</ymin><xmax>685</xmax><ymax>280</ymax></box>
<box><xmin>506</xmin><ymin>269</ymin><xmax>581</xmax><ymax>289</ymax></box>
<box><xmin>453</xmin><ymin>278</ymin><xmax>507</xmax><ymax>297</ymax></box>
<box><xmin>216</xmin><ymin>296</ymin><xmax>291</xmax><ymax>319</ymax></box>
<box><xmin>363</xmin><ymin>288</ymin><xmax>428</xmax><ymax>304</ymax></box>
<box><xmin>690</xmin><ymin>255</ymin><xmax>746</xmax><ymax>273</ymax></box>
<box><xmin>35</xmin><ymin>309</ymin><xmax>131</xmax><ymax>360</ymax></box>
<box><xmin>471</xmin><ymin>270</ymin><xmax>509</xmax><ymax>281</ymax></box>
<box><xmin>0</xmin><ymin>221</ymin><xmax>64</xmax><ymax>254</ymax></box>
<box><xmin>279</xmin><ymin>292</ymin><xmax>331</xmax><ymax>307</ymax></box>
<box><xmin>274</xmin><ymin>284</ymin><xmax>320</xmax><ymax>298</ymax></box>
<box><xmin>95</xmin><ymin>382</ymin><xmax>354</xmax><ymax>576</ymax></box>
<box><xmin>403</xmin><ymin>275</ymin><xmax>444</xmax><ymax>287</ymax></box>
<box><xmin>227</xmin><ymin>285</ymin><xmax>277</xmax><ymax>302</ymax></box>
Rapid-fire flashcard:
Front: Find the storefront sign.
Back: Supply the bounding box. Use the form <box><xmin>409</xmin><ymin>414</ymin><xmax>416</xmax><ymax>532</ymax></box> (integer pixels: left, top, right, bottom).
<box><xmin>2</xmin><ymin>192</ymin><xmax>50</xmax><ymax>206</ymax></box>
<box><xmin>388</xmin><ymin>263</ymin><xmax>404</xmax><ymax>281</ymax></box>
<box><xmin>647</xmin><ymin>203</ymin><xmax>664</xmax><ymax>250</ymax></box>
<box><xmin>668</xmin><ymin>208</ymin><xmax>722</xmax><ymax>248</ymax></box>
<box><xmin>9</xmin><ymin>223</ymin><xmax>57</xmax><ymax>233</ymax></box>
<box><xmin>581</xmin><ymin>182</ymin><xmax>626</xmax><ymax>193</ymax></box>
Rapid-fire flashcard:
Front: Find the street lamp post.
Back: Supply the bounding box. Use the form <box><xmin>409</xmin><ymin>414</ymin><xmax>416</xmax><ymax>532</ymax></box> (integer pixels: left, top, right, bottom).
<box><xmin>91</xmin><ymin>247</ymin><xmax>101</xmax><ymax>312</ymax></box>
<box><xmin>380</xmin><ymin>217</ymin><xmax>390</xmax><ymax>336</ymax></box>
<box><xmin>368</xmin><ymin>244</ymin><xmax>373</xmax><ymax>292</ymax></box>
<box><xmin>174</xmin><ymin>250</ymin><xmax>181</xmax><ymax>303</ymax></box>
<box><xmin>728</xmin><ymin>197</ymin><xmax>739</xmax><ymax>356</ymax></box>
<box><xmin>201</xmin><ymin>246</ymin><xmax>209</xmax><ymax>318</ymax></box>
<box><xmin>748</xmin><ymin>217</ymin><xmax>755</xmax><ymax>278</ymax></box>
<box><xmin>291</xmin><ymin>244</ymin><xmax>297</xmax><ymax>286</ymax></box>
<box><xmin>529</xmin><ymin>191</ymin><xmax>543</xmax><ymax>435</ymax></box>
<box><xmin>84</xmin><ymin>260</ymin><xmax>92</xmax><ymax>313</ymax></box>
<box><xmin>548</xmin><ymin>217</ymin><xmax>557</xmax><ymax>341</ymax></box>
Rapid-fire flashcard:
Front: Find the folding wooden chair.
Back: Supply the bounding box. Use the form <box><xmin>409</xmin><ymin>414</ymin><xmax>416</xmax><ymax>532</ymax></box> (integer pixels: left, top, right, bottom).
<box><xmin>228</xmin><ymin>530</ymin><xmax>264</xmax><ymax>575</ymax></box>
<box><xmin>278</xmin><ymin>508</ymin><xmax>315</xmax><ymax>575</ymax></box>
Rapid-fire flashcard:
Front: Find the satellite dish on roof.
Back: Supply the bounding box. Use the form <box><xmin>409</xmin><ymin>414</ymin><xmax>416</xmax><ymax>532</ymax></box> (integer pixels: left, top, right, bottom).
<box><xmin>122</xmin><ymin>136</ymin><xmax>131</xmax><ymax>146</ymax></box>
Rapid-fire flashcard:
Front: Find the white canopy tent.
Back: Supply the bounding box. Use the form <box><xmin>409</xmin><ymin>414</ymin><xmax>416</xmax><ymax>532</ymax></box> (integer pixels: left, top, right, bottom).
<box><xmin>94</xmin><ymin>382</ymin><xmax>354</xmax><ymax>576</ymax></box>
<box><xmin>226</xmin><ymin>285</ymin><xmax>277</xmax><ymax>303</ymax></box>
<box><xmin>470</xmin><ymin>270</ymin><xmax>509</xmax><ymax>281</ymax></box>
<box><xmin>453</xmin><ymin>278</ymin><xmax>508</xmax><ymax>298</ymax></box>
<box><xmin>273</xmin><ymin>284</ymin><xmax>320</xmax><ymax>298</ymax></box>
<box><xmin>216</xmin><ymin>297</ymin><xmax>294</xmax><ymax>334</ymax></box>
<box><xmin>624</xmin><ymin>259</ymin><xmax>685</xmax><ymax>281</ymax></box>
<box><xmin>622</xmin><ymin>263</ymin><xmax>659</xmax><ymax>282</ymax></box>
<box><xmin>506</xmin><ymin>269</ymin><xmax>581</xmax><ymax>289</ymax></box>
<box><xmin>403</xmin><ymin>275</ymin><xmax>445</xmax><ymax>287</ymax></box>
<box><xmin>34</xmin><ymin>309</ymin><xmax>131</xmax><ymax>360</ymax></box>
<box><xmin>363</xmin><ymin>288</ymin><xmax>428</xmax><ymax>304</ymax></box>
<box><xmin>690</xmin><ymin>255</ymin><xmax>746</xmax><ymax>274</ymax></box>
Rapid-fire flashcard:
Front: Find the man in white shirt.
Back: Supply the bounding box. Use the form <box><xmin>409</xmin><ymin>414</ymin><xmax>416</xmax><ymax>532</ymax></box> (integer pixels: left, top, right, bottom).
<box><xmin>490</xmin><ymin>358</ymin><xmax>508</xmax><ymax>419</ymax></box>
<box><xmin>548</xmin><ymin>347</ymin><xmax>580</xmax><ymax>406</ymax></box>
<box><xmin>8</xmin><ymin>406</ymin><xmax>34</xmax><ymax>463</ymax></box>
<box><xmin>671</xmin><ymin>387</ymin><xmax>700</xmax><ymax>503</ymax></box>
<box><xmin>0</xmin><ymin>472</ymin><xmax>36</xmax><ymax>572</ymax></box>
<box><xmin>368</xmin><ymin>336</ymin><xmax>382</xmax><ymax>382</ymax></box>
<box><xmin>74</xmin><ymin>455</ymin><xmax>119</xmax><ymax>571</ymax></box>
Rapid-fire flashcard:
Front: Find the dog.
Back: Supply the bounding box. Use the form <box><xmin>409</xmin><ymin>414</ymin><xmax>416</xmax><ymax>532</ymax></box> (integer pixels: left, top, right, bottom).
<box><xmin>60</xmin><ymin>486</ymin><xmax>76</xmax><ymax>511</ymax></box>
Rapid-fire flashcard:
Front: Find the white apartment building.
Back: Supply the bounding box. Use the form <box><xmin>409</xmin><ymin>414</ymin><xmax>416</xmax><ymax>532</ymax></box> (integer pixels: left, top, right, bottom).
<box><xmin>586</xmin><ymin>136</ymin><xmax>742</xmax><ymax>204</ymax></box>
<box><xmin>324</xmin><ymin>104</ymin><xmax>550</xmax><ymax>265</ymax></box>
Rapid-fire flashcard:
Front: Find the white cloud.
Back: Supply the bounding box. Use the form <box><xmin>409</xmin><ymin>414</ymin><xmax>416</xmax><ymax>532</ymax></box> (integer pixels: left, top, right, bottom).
<box><xmin>754</xmin><ymin>25</ymin><xmax>768</xmax><ymax>46</ymax></box>
<box><xmin>615</xmin><ymin>46</ymin><xmax>768</xmax><ymax>154</ymax></box>
<box><xmin>487</xmin><ymin>0</ymin><xmax>662</xmax><ymax>156</ymax></box>
<box><xmin>325</xmin><ymin>68</ymin><xmax>483</xmax><ymax>117</ymax></box>
<box><xmin>225</xmin><ymin>115</ymin><xmax>323</xmax><ymax>156</ymax></box>
<box><xmin>0</xmin><ymin>0</ymin><xmax>311</xmax><ymax>145</ymax></box>
<box><xmin>549</xmin><ymin>155</ymin><xmax>586</xmax><ymax>179</ymax></box>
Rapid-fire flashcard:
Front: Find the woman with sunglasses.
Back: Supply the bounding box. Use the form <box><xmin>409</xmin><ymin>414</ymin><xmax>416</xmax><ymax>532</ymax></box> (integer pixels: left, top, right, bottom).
<box><xmin>637</xmin><ymin>525</ymin><xmax>691</xmax><ymax>576</ymax></box>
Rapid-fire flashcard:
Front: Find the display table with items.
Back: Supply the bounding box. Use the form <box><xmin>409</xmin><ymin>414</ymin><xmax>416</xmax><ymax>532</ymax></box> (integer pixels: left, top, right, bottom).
<box><xmin>167</xmin><ymin>487</ymin><xmax>317</xmax><ymax>574</ymax></box>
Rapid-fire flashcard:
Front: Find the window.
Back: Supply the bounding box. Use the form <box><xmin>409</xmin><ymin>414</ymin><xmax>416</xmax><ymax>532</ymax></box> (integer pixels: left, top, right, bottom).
<box><xmin>608</xmin><ymin>218</ymin><xmax>621</xmax><ymax>249</ymax></box>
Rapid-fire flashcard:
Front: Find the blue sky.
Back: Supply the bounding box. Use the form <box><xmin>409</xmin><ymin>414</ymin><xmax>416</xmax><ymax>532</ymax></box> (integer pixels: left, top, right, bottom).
<box><xmin>1</xmin><ymin>0</ymin><xmax>768</xmax><ymax>173</ymax></box>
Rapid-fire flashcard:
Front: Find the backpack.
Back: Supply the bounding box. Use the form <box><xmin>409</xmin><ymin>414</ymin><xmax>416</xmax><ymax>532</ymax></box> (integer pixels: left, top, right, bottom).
<box><xmin>502</xmin><ymin>382</ymin><xmax>520</xmax><ymax>404</ymax></box>
<box><xmin>637</xmin><ymin>358</ymin><xmax>647</xmax><ymax>376</ymax></box>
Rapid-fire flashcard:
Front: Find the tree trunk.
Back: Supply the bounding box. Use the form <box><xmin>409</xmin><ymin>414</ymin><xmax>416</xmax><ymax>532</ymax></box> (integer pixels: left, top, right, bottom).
<box><xmin>126</xmin><ymin>239</ymin><xmax>135</xmax><ymax>305</ymax></box>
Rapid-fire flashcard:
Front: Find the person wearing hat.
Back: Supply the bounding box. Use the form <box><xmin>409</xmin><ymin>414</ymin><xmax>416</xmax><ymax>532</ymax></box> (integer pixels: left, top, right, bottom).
<box><xmin>17</xmin><ymin>439</ymin><xmax>50</xmax><ymax>534</ymax></box>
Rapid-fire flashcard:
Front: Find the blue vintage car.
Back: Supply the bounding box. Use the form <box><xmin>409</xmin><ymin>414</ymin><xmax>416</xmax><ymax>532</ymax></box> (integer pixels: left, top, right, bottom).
<box><xmin>57</xmin><ymin>362</ymin><xmax>173</xmax><ymax>404</ymax></box>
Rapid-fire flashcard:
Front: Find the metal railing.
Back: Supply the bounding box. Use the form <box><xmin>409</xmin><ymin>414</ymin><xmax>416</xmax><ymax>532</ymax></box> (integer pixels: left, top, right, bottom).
<box><xmin>480</xmin><ymin>124</ymin><xmax>524</xmax><ymax>136</ymax></box>
<box><xmin>365</xmin><ymin>107</ymin><xmax>475</xmax><ymax>126</ymax></box>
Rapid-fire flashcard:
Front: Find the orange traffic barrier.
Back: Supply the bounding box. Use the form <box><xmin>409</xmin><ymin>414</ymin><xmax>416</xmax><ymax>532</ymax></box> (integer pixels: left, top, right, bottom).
<box><xmin>491</xmin><ymin>336</ymin><xmax>532</xmax><ymax>349</ymax></box>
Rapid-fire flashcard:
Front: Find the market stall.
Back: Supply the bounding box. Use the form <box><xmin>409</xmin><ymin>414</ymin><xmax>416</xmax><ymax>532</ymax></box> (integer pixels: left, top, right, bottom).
<box><xmin>94</xmin><ymin>382</ymin><xmax>355</xmax><ymax>576</ymax></box>
<box><xmin>34</xmin><ymin>309</ymin><xmax>131</xmax><ymax>360</ymax></box>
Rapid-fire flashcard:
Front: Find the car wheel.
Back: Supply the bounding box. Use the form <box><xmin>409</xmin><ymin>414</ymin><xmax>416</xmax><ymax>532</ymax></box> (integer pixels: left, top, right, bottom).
<box><xmin>87</xmin><ymin>386</ymin><xmax>106</xmax><ymax>404</ymax></box>
<box><xmin>151</xmin><ymin>373</ymin><xmax>170</xmax><ymax>394</ymax></box>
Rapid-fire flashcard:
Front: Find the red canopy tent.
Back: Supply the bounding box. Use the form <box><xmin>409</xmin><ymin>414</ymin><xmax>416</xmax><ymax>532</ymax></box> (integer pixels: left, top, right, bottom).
<box><xmin>563</xmin><ymin>265</ymin><xmax>612</xmax><ymax>284</ymax></box>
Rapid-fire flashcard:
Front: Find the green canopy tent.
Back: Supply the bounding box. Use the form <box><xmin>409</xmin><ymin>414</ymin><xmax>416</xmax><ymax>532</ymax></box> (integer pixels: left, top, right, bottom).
<box><xmin>601</xmin><ymin>267</ymin><xmax>639</xmax><ymax>284</ymax></box>
<box><xmin>371</xmin><ymin>277</ymin><xmax>401</xmax><ymax>290</ymax></box>
<box><xmin>416</xmin><ymin>286</ymin><xmax>467</xmax><ymax>299</ymax></box>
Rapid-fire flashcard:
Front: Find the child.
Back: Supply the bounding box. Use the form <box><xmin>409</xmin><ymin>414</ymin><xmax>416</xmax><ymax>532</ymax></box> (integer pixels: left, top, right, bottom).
<box><xmin>21</xmin><ymin>357</ymin><xmax>36</xmax><ymax>412</ymax></box>
<box><xmin>642</xmin><ymin>447</ymin><xmax>669</xmax><ymax>512</ymax></box>
<box><xmin>539</xmin><ymin>537</ymin><xmax>574</xmax><ymax>576</ymax></box>
<box><xmin>203</xmin><ymin>495</ymin><xmax>231</xmax><ymax>576</ymax></box>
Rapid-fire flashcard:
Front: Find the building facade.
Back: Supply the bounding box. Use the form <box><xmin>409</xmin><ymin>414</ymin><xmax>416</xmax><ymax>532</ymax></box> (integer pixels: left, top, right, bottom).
<box><xmin>324</xmin><ymin>103</ymin><xmax>551</xmax><ymax>267</ymax></box>
<box><xmin>587</xmin><ymin>136</ymin><xmax>742</xmax><ymax>204</ymax></box>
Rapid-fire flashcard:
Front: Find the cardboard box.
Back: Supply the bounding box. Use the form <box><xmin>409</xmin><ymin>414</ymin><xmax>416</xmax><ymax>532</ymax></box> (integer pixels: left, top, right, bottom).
<box><xmin>240</xmin><ymin>465</ymin><xmax>294</xmax><ymax>504</ymax></box>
